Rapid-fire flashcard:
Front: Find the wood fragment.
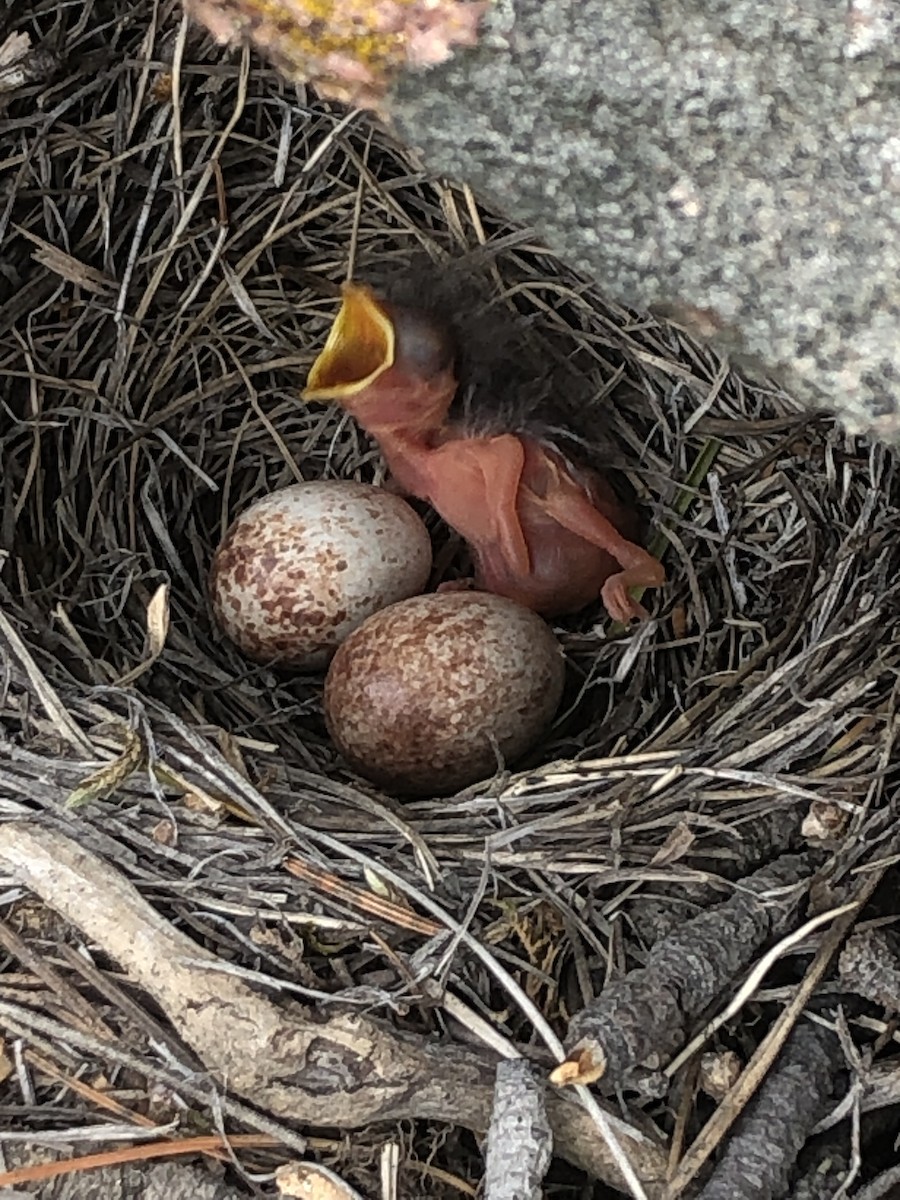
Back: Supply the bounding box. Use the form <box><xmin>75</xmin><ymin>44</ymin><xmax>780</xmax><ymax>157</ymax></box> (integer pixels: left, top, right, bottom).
<box><xmin>482</xmin><ymin>1059</ymin><xmax>552</xmax><ymax>1200</ymax></box>
<box><xmin>629</xmin><ymin>807</ymin><xmax>805</xmax><ymax>943</ymax></box>
<box><xmin>853</xmin><ymin>1164</ymin><xmax>900</xmax><ymax>1200</ymax></box>
<box><xmin>786</xmin><ymin>1147</ymin><xmax>848</xmax><ymax>1200</ymax></box>
<box><xmin>839</xmin><ymin>926</ymin><xmax>900</xmax><ymax>1010</ymax></box>
<box><xmin>0</xmin><ymin>31</ymin><xmax>57</xmax><ymax>92</ymax></box>
<box><xmin>698</xmin><ymin>1050</ymin><xmax>742</xmax><ymax>1102</ymax></box>
<box><xmin>0</xmin><ymin>821</ymin><xmax>666</xmax><ymax>1195</ymax></box>
<box><xmin>694</xmin><ymin>1022</ymin><xmax>841</xmax><ymax>1200</ymax></box>
<box><xmin>276</xmin><ymin>1161</ymin><xmax>364</xmax><ymax>1199</ymax></box>
<box><xmin>554</xmin><ymin>854</ymin><xmax>811</xmax><ymax>1087</ymax></box>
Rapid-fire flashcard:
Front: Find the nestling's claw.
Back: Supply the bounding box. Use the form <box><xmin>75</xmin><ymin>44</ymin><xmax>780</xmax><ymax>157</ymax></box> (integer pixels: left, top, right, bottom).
<box><xmin>601</xmin><ymin>576</ymin><xmax>652</xmax><ymax>624</ymax></box>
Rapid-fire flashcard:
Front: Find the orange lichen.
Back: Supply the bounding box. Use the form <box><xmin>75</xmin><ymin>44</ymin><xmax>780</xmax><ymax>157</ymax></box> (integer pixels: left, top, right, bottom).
<box><xmin>549</xmin><ymin>1047</ymin><xmax>606</xmax><ymax>1088</ymax></box>
<box><xmin>182</xmin><ymin>0</ymin><xmax>488</xmax><ymax>108</ymax></box>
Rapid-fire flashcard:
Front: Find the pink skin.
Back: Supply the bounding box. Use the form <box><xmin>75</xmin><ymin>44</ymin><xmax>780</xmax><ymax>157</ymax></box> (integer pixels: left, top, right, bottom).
<box><xmin>304</xmin><ymin>285</ymin><xmax>666</xmax><ymax>621</ymax></box>
<box><xmin>385</xmin><ymin>430</ymin><xmax>665</xmax><ymax>620</ymax></box>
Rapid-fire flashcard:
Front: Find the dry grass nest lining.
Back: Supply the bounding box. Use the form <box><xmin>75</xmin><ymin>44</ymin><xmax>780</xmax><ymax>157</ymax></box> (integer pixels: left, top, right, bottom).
<box><xmin>2</xmin><ymin>0</ymin><xmax>900</xmax><ymax>1195</ymax></box>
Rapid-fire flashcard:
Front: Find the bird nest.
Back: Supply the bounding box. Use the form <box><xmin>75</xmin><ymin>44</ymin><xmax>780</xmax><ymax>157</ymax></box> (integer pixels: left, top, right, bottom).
<box><xmin>2</xmin><ymin>3</ymin><xmax>900</xmax><ymax>1199</ymax></box>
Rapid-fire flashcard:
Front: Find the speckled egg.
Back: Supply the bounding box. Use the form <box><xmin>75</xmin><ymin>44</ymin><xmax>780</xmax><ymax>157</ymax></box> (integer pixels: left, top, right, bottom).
<box><xmin>323</xmin><ymin>592</ymin><xmax>565</xmax><ymax>795</ymax></box>
<box><xmin>209</xmin><ymin>481</ymin><xmax>432</xmax><ymax>669</ymax></box>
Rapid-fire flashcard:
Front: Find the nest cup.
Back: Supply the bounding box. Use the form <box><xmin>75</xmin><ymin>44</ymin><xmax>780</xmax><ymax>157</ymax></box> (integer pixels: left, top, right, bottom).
<box><xmin>2</xmin><ymin>3</ymin><xmax>900</xmax><ymax>1195</ymax></box>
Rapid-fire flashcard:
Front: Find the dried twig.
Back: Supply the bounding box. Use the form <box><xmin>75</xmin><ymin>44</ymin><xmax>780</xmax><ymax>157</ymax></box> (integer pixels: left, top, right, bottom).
<box><xmin>553</xmin><ymin>855</ymin><xmax>812</xmax><ymax>1087</ymax></box>
<box><xmin>694</xmin><ymin>1022</ymin><xmax>841</xmax><ymax>1200</ymax></box>
<box><xmin>0</xmin><ymin>1134</ymin><xmax>277</xmax><ymax>1191</ymax></box>
<box><xmin>0</xmin><ymin>821</ymin><xmax>666</xmax><ymax>1194</ymax></box>
<box><xmin>839</xmin><ymin>926</ymin><xmax>900</xmax><ymax>1011</ymax></box>
<box><xmin>482</xmin><ymin>1059</ymin><xmax>553</xmax><ymax>1200</ymax></box>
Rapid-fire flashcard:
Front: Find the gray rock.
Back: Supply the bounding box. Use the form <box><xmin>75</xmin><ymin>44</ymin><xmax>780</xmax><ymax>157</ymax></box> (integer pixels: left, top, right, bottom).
<box><xmin>389</xmin><ymin>0</ymin><xmax>900</xmax><ymax>440</ymax></box>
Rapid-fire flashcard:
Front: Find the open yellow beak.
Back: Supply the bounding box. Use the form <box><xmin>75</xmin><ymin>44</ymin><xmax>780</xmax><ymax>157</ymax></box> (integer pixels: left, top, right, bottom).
<box><xmin>303</xmin><ymin>283</ymin><xmax>396</xmax><ymax>400</ymax></box>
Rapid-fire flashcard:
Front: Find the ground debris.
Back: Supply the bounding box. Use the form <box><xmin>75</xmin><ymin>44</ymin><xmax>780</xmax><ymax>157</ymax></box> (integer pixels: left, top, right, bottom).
<box><xmin>482</xmin><ymin>1058</ymin><xmax>552</xmax><ymax>1200</ymax></box>
<box><xmin>839</xmin><ymin>926</ymin><xmax>900</xmax><ymax>1010</ymax></box>
<box><xmin>696</xmin><ymin>1022</ymin><xmax>842</xmax><ymax>1200</ymax></box>
<box><xmin>786</xmin><ymin>1146</ymin><xmax>848</xmax><ymax>1200</ymax></box>
<box><xmin>0</xmin><ymin>30</ymin><xmax>58</xmax><ymax>94</ymax></box>
<box><xmin>0</xmin><ymin>820</ymin><xmax>664</xmax><ymax>1194</ymax></box>
<box><xmin>555</xmin><ymin>854</ymin><xmax>812</xmax><ymax>1087</ymax></box>
<box><xmin>2</xmin><ymin>0</ymin><xmax>900</xmax><ymax>1192</ymax></box>
<box><xmin>628</xmin><ymin>805</ymin><xmax>806</xmax><ymax>944</ymax></box>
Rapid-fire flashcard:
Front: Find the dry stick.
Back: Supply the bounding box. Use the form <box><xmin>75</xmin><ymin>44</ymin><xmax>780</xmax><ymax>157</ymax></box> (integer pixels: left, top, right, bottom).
<box><xmin>0</xmin><ymin>917</ymin><xmax>117</xmax><ymax>1040</ymax></box>
<box><xmin>553</xmin><ymin>854</ymin><xmax>812</xmax><ymax>1087</ymax></box>
<box><xmin>663</xmin><ymin>865</ymin><xmax>884</xmax><ymax>1199</ymax></box>
<box><xmin>152</xmin><ymin>715</ymin><xmax>659</xmax><ymax>1200</ymax></box>
<box><xmin>0</xmin><ymin>999</ymin><xmax>309</xmax><ymax>1158</ymax></box>
<box><xmin>23</xmin><ymin>1050</ymin><xmax>157</xmax><ymax>1130</ymax></box>
<box><xmin>0</xmin><ymin>822</ymin><xmax>666</xmax><ymax>1197</ymax></box>
<box><xmin>838</xmin><ymin>925</ymin><xmax>900</xmax><ymax>1009</ymax></box>
<box><xmin>0</xmin><ymin>1134</ymin><xmax>277</xmax><ymax>1190</ymax></box>
<box><xmin>482</xmin><ymin>1059</ymin><xmax>553</xmax><ymax>1200</ymax></box>
<box><xmin>694</xmin><ymin>1022</ymin><xmax>841</xmax><ymax>1200</ymax></box>
<box><xmin>853</xmin><ymin>1164</ymin><xmax>900</xmax><ymax>1200</ymax></box>
<box><xmin>0</xmin><ymin>608</ymin><xmax>94</xmax><ymax>755</ymax></box>
<box><xmin>22</xmin><ymin>1050</ymin><xmax>234</xmax><ymax>1166</ymax></box>
<box><xmin>283</xmin><ymin>853</ymin><xmax>442</xmax><ymax>937</ymax></box>
<box><xmin>813</xmin><ymin>1056</ymin><xmax>900</xmax><ymax>1135</ymax></box>
<box><xmin>664</xmin><ymin>902</ymin><xmax>858</xmax><ymax>1079</ymax></box>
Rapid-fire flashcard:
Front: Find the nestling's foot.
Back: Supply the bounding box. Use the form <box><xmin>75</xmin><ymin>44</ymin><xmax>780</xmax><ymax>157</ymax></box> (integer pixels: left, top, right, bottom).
<box><xmin>601</xmin><ymin>575</ymin><xmax>652</xmax><ymax>624</ymax></box>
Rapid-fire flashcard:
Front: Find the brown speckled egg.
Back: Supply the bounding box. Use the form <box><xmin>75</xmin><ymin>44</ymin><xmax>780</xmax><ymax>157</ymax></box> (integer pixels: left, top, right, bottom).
<box><xmin>323</xmin><ymin>592</ymin><xmax>565</xmax><ymax>795</ymax></box>
<box><xmin>209</xmin><ymin>481</ymin><xmax>432</xmax><ymax>669</ymax></box>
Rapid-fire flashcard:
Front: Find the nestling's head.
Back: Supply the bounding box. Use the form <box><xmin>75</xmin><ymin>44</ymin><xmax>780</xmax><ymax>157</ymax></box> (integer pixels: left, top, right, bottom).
<box><xmin>303</xmin><ymin>283</ymin><xmax>457</xmax><ymax>436</ymax></box>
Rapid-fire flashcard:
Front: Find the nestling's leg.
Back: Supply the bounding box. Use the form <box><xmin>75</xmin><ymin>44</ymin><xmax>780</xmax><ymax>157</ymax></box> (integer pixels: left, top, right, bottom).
<box><xmin>541</xmin><ymin>483</ymin><xmax>665</xmax><ymax>622</ymax></box>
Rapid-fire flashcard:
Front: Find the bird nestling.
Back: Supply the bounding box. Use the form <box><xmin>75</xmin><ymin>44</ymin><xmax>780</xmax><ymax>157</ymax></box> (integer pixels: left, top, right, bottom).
<box><xmin>303</xmin><ymin>275</ymin><xmax>665</xmax><ymax>622</ymax></box>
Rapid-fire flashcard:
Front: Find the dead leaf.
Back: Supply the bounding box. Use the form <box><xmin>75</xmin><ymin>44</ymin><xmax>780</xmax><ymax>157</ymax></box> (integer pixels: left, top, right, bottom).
<box><xmin>649</xmin><ymin>819</ymin><xmax>696</xmax><ymax>867</ymax></box>
<box><xmin>116</xmin><ymin>583</ymin><xmax>170</xmax><ymax>686</ymax></box>
<box><xmin>12</xmin><ymin>226</ymin><xmax>116</xmax><ymax>293</ymax></box>
<box><xmin>146</xmin><ymin>583</ymin><xmax>170</xmax><ymax>656</ymax></box>
<box><xmin>66</xmin><ymin>726</ymin><xmax>144</xmax><ymax>809</ymax></box>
